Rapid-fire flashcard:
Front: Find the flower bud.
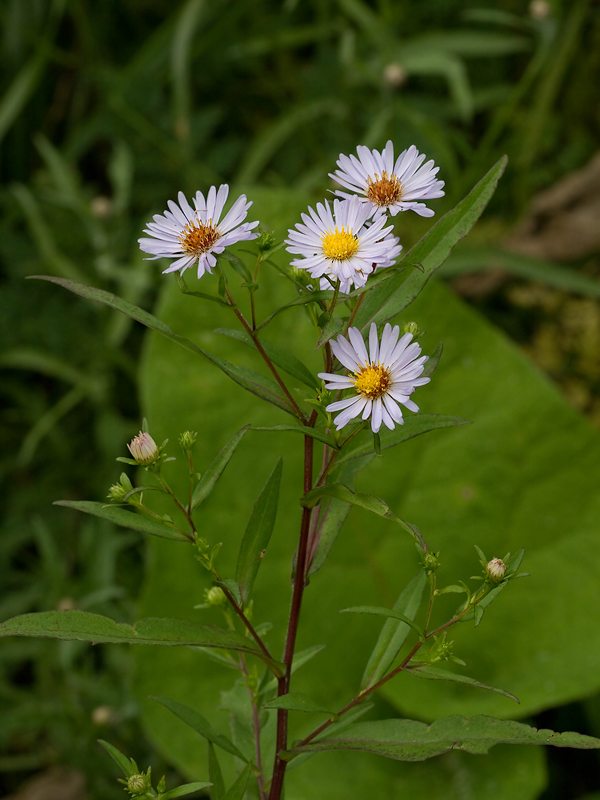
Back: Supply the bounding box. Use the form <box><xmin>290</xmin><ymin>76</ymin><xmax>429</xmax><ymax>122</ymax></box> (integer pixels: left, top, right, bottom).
<box><xmin>127</xmin><ymin>774</ymin><xmax>148</xmax><ymax>794</ymax></box>
<box><xmin>179</xmin><ymin>430</ymin><xmax>198</xmax><ymax>451</ymax></box>
<box><xmin>486</xmin><ymin>557</ymin><xmax>506</xmax><ymax>582</ymax></box>
<box><xmin>402</xmin><ymin>321</ymin><xmax>422</xmax><ymax>338</ymax></box>
<box><xmin>257</xmin><ymin>229</ymin><xmax>277</xmax><ymax>253</ymax></box>
<box><xmin>205</xmin><ymin>586</ymin><xmax>227</xmax><ymax>607</ymax></box>
<box><xmin>128</xmin><ymin>432</ymin><xmax>159</xmax><ymax>465</ymax></box>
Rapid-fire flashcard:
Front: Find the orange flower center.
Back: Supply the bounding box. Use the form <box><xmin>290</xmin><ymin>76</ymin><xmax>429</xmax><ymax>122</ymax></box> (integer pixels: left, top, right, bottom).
<box><xmin>179</xmin><ymin>218</ymin><xmax>221</xmax><ymax>255</ymax></box>
<box><xmin>366</xmin><ymin>171</ymin><xmax>403</xmax><ymax>207</ymax></box>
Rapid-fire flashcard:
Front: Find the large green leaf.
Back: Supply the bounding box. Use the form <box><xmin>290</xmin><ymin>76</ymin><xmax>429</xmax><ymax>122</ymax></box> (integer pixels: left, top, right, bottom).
<box><xmin>130</xmin><ymin>186</ymin><xmax>600</xmax><ymax>799</ymax></box>
<box><xmin>54</xmin><ymin>500</ymin><xmax>191</xmax><ymax>542</ymax></box>
<box><xmin>290</xmin><ymin>716</ymin><xmax>600</xmax><ymax>761</ymax></box>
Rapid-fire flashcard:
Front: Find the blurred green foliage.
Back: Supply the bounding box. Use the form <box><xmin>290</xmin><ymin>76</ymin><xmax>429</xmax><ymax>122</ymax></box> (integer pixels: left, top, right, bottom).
<box><xmin>1</xmin><ymin>0</ymin><xmax>599</xmax><ymax>797</ymax></box>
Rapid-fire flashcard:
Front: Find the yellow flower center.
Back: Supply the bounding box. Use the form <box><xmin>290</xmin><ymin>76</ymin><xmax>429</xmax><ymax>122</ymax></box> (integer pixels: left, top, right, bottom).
<box><xmin>321</xmin><ymin>226</ymin><xmax>359</xmax><ymax>261</ymax></box>
<box><xmin>179</xmin><ymin>218</ymin><xmax>221</xmax><ymax>255</ymax></box>
<box><xmin>352</xmin><ymin>363</ymin><xmax>391</xmax><ymax>399</ymax></box>
<box><xmin>366</xmin><ymin>171</ymin><xmax>403</xmax><ymax>207</ymax></box>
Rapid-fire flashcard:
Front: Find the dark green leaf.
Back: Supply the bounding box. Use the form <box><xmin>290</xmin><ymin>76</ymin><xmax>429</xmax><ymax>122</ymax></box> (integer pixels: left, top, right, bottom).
<box><xmin>215</xmin><ymin>328</ymin><xmax>319</xmax><ymax>389</ymax></box>
<box><xmin>421</xmin><ymin>342</ymin><xmax>443</xmax><ymax>378</ymax></box>
<box><xmin>407</xmin><ymin>665</ymin><xmax>519</xmax><ymax>703</ymax></box>
<box><xmin>336</xmin><ymin>415</ymin><xmax>470</xmax><ymax>463</ymax></box>
<box><xmin>251</xmin><ymin>424</ymin><xmax>337</xmax><ymax>448</ymax></box>
<box><xmin>216</xmin><ymin>579</ymin><xmax>243</xmax><ymax>608</ymax></box>
<box><xmin>29</xmin><ymin>276</ymin><xmax>295</xmax><ymax>417</ymax></box>
<box><xmin>340</xmin><ymin>605</ymin><xmax>423</xmax><ymax>637</ymax></box>
<box><xmin>54</xmin><ymin>500</ymin><xmax>191</xmax><ymax>542</ymax></box>
<box><xmin>217</xmin><ymin>250</ymin><xmax>252</xmax><ymax>282</ymax></box>
<box><xmin>300</xmin><ymin>483</ymin><xmax>424</xmax><ymax>547</ymax></box>
<box><xmin>207</xmin><ymin>743</ymin><xmax>225</xmax><ymax>800</ymax></box>
<box><xmin>291</xmin><ymin>715</ymin><xmax>600</xmax><ymax>761</ymax></box>
<box><xmin>176</xmin><ymin>273</ymin><xmax>230</xmax><ymax>306</ymax></box>
<box><xmin>160</xmin><ymin>782</ymin><xmax>213</xmax><ymax>799</ymax></box>
<box><xmin>98</xmin><ymin>740</ymin><xmax>136</xmax><ymax>777</ymax></box>
<box><xmin>361</xmin><ymin>571</ymin><xmax>427</xmax><ymax>690</ymax></box>
<box><xmin>256</xmin><ymin>289</ymin><xmax>340</xmax><ymax>331</ymax></box>
<box><xmin>192</xmin><ymin>426</ymin><xmax>251</xmax><ymax>510</ymax></box>
<box><xmin>221</xmin><ymin>764</ymin><xmax>251</xmax><ymax>800</ymax></box>
<box><xmin>352</xmin><ymin>155</ymin><xmax>508</xmax><ymax>330</ymax></box>
<box><xmin>262</xmin><ymin>692</ymin><xmax>334</xmax><ymax>715</ymax></box>
<box><xmin>151</xmin><ymin>695</ymin><xmax>248</xmax><ymax>761</ymax></box>
<box><xmin>315</xmin><ymin>315</ymin><xmax>345</xmax><ymax>349</ymax></box>
<box><xmin>260</xmin><ymin>644</ymin><xmax>326</xmax><ymax>694</ymax></box>
<box><xmin>235</xmin><ymin>459</ymin><xmax>282</xmax><ymax>603</ymax></box>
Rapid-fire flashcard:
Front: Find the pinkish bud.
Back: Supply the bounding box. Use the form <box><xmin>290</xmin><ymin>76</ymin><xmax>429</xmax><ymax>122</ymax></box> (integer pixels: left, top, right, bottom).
<box><xmin>127</xmin><ymin>431</ymin><xmax>159</xmax><ymax>464</ymax></box>
<box><xmin>486</xmin><ymin>557</ymin><xmax>507</xmax><ymax>582</ymax></box>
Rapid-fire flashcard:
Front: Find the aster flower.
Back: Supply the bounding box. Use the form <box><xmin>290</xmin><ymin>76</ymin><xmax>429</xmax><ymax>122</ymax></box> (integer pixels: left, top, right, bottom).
<box><xmin>285</xmin><ymin>196</ymin><xmax>402</xmax><ymax>293</ymax></box>
<box><xmin>330</xmin><ymin>141</ymin><xmax>445</xmax><ymax>218</ymax></box>
<box><xmin>138</xmin><ymin>185</ymin><xmax>259</xmax><ymax>279</ymax></box>
<box><xmin>318</xmin><ymin>323</ymin><xmax>430</xmax><ymax>433</ymax></box>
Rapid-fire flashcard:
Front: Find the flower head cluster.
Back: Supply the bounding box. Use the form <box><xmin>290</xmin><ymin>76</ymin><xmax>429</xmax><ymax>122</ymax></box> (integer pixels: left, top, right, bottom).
<box><xmin>138</xmin><ymin>185</ymin><xmax>258</xmax><ymax>279</ymax></box>
<box><xmin>286</xmin><ymin>141</ymin><xmax>443</xmax><ymax>291</ymax></box>
<box><xmin>319</xmin><ymin>323</ymin><xmax>430</xmax><ymax>433</ymax></box>
<box><xmin>285</xmin><ymin>196</ymin><xmax>401</xmax><ymax>293</ymax></box>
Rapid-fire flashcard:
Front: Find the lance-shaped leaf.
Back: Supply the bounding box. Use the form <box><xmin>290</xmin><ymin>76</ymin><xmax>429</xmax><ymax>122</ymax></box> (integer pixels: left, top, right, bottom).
<box><xmin>406</xmin><ymin>665</ymin><xmax>519</xmax><ymax>703</ymax></box>
<box><xmin>300</xmin><ymin>483</ymin><xmax>425</xmax><ymax>548</ymax></box>
<box><xmin>290</xmin><ymin>715</ymin><xmax>600</xmax><ymax>761</ymax></box>
<box><xmin>215</xmin><ymin>328</ymin><xmax>319</xmax><ymax>389</ymax></box>
<box><xmin>340</xmin><ymin>606</ymin><xmax>424</xmax><ymax>638</ymax></box>
<box><xmin>54</xmin><ymin>500</ymin><xmax>191</xmax><ymax>542</ymax></box>
<box><xmin>251</xmin><ymin>424</ymin><xmax>337</xmax><ymax>449</ymax></box>
<box><xmin>262</xmin><ymin>692</ymin><xmax>334</xmax><ymax>715</ymax></box>
<box><xmin>151</xmin><ymin>695</ymin><xmax>248</xmax><ymax>761</ymax></box>
<box><xmin>255</xmin><ymin>289</ymin><xmax>340</xmax><ymax>331</ymax></box>
<box><xmin>308</xmin><ymin>455</ymin><xmax>373</xmax><ymax>577</ymax></box>
<box><xmin>352</xmin><ymin>155</ymin><xmax>508</xmax><ymax>331</ymax></box>
<box><xmin>207</xmin><ymin>743</ymin><xmax>225</xmax><ymax>800</ymax></box>
<box><xmin>360</xmin><ymin>571</ymin><xmax>427</xmax><ymax>691</ymax></box>
<box><xmin>260</xmin><ymin>644</ymin><xmax>326</xmax><ymax>694</ymax></box>
<box><xmin>336</xmin><ymin>414</ymin><xmax>470</xmax><ymax>464</ymax></box>
<box><xmin>161</xmin><ymin>783</ymin><xmax>213</xmax><ymax>799</ymax></box>
<box><xmin>28</xmin><ymin>276</ymin><xmax>296</xmax><ymax>417</ymax></box>
<box><xmin>98</xmin><ymin>740</ymin><xmax>138</xmax><ymax>777</ymax></box>
<box><xmin>221</xmin><ymin>763</ymin><xmax>251</xmax><ymax>800</ymax></box>
<box><xmin>235</xmin><ymin>459</ymin><xmax>282</xmax><ymax>604</ymax></box>
<box><xmin>0</xmin><ymin>611</ymin><xmax>283</xmax><ymax>673</ymax></box>
<box><xmin>192</xmin><ymin>426</ymin><xmax>251</xmax><ymax>511</ymax></box>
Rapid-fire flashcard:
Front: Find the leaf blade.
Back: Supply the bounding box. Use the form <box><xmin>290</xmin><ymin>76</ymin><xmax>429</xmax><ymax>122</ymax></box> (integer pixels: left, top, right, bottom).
<box><xmin>54</xmin><ymin>500</ymin><xmax>190</xmax><ymax>542</ymax></box>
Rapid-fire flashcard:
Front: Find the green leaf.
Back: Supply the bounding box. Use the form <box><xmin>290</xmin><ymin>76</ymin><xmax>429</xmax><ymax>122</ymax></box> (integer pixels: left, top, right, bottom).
<box><xmin>151</xmin><ymin>695</ymin><xmax>248</xmax><ymax>761</ymax></box>
<box><xmin>352</xmin><ymin>155</ymin><xmax>508</xmax><ymax>330</ymax></box>
<box><xmin>215</xmin><ymin>328</ymin><xmax>319</xmax><ymax>389</ymax></box>
<box><xmin>98</xmin><ymin>740</ymin><xmax>137</xmax><ymax>777</ymax></box>
<box><xmin>315</xmin><ymin>315</ymin><xmax>345</xmax><ymax>349</ymax></box>
<box><xmin>340</xmin><ymin>606</ymin><xmax>423</xmax><ymax>638</ymax></box>
<box><xmin>235</xmin><ymin>459</ymin><xmax>282</xmax><ymax>603</ymax></box>
<box><xmin>207</xmin><ymin>743</ymin><xmax>225</xmax><ymax>800</ymax></box>
<box><xmin>251</xmin><ymin>424</ymin><xmax>337</xmax><ymax>448</ymax></box>
<box><xmin>260</xmin><ymin>644</ymin><xmax>326</xmax><ymax>694</ymax></box>
<box><xmin>407</xmin><ymin>666</ymin><xmax>519</xmax><ymax>703</ymax></box>
<box><xmin>255</xmin><ymin>288</ymin><xmax>338</xmax><ymax>331</ymax></box>
<box><xmin>221</xmin><ymin>764</ymin><xmax>251</xmax><ymax>800</ymax></box>
<box><xmin>262</xmin><ymin>692</ymin><xmax>334</xmax><ymax>715</ymax></box>
<box><xmin>300</xmin><ymin>483</ymin><xmax>425</xmax><ymax>548</ymax></box>
<box><xmin>291</xmin><ymin>716</ymin><xmax>600</xmax><ymax>761</ymax></box>
<box><xmin>336</xmin><ymin>414</ymin><xmax>470</xmax><ymax>463</ymax></box>
<box><xmin>191</xmin><ymin>426</ymin><xmax>251</xmax><ymax>510</ymax></box>
<box><xmin>0</xmin><ymin>611</ymin><xmax>279</xmax><ymax>668</ymax></box>
<box><xmin>217</xmin><ymin>250</ymin><xmax>253</xmax><ymax>282</ymax></box>
<box><xmin>29</xmin><ymin>276</ymin><xmax>296</xmax><ymax>417</ymax></box>
<box><xmin>54</xmin><ymin>500</ymin><xmax>191</xmax><ymax>542</ymax></box>
<box><xmin>361</xmin><ymin>571</ymin><xmax>427</xmax><ymax>690</ymax></box>
<box><xmin>160</xmin><ymin>782</ymin><xmax>213</xmax><ymax>799</ymax></box>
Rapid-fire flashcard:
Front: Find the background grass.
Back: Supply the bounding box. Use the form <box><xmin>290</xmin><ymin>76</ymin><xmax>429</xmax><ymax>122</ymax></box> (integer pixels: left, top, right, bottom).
<box><xmin>1</xmin><ymin>0</ymin><xmax>599</xmax><ymax>797</ymax></box>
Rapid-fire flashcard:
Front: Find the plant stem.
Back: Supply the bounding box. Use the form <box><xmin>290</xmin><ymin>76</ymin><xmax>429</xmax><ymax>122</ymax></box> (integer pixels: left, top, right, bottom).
<box><xmin>268</xmin><ymin>410</ymin><xmax>317</xmax><ymax>800</ymax></box>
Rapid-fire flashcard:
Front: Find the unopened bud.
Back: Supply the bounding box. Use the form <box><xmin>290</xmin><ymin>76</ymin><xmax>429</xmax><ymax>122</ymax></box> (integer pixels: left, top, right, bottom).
<box><xmin>402</xmin><ymin>321</ymin><xmax>422</xmax><ymax>338</ymax></box>
<box><xmin>128</xmin><ymin>432</ymin><xmax>159</xmax><ymax>464</ymax></box>
<box><xmin>257</xmin><ymin>229</ymin><xmax>277</xmax><ymax>253</ymax></box>
<box><xmin>126</xmin><ymin>774</ymin><xmax>148</xmax><ymax>794</ymax></box>
<box><xmin>486</xmin><ymin>558</ymin><xmax>506</xmax><ymax>582</ymax></box>
<box><xmin>205</xmin><ymin>587</ymin><xmax>227</xmax><ymax>607</ymax></box>
<box><xmin>383</xmin><ymin>62</ymin><xmax>408</xmax><ymax>88</ymax></box>
<box><xmin>179</xmin><ymin>430</ymin><xmax>198</xmax><ymax>451</ymax></box>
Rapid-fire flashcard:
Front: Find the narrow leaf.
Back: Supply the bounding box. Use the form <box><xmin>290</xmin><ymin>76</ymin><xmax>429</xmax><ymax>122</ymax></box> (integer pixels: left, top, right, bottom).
<box><xmin>192</xmin><ymin>426</ymin><xmax>251</xmax><ymax>510</ymax></box>
<box><xmin>407</xmin><ymin>665</ymin><xmax>519</xmax><ymax>703</ymax></box>
<box><xmin>262</xmin><ymin>693</ymin><xmax>334</xmax><ymax>715</ymax></box>
<box><xmin>361</xmin><ymin>571</ymin><xmax>427</xmax><ymax>690</ymax></box>
<box><xmin>336</xmin><ymin>414</ymin><xmax>469</xmax><ymax>463</ymax></box>
<box><xmin>215</xmin><ymin>328</ymin><xmax>319</xmax><ymax>389</ymax></box>
<box><xmin>300</xmin><ymin>483</ymin><xmax>424</xmax><ymax>547</ymax></box>
<box><xmin>221</xmin><ymin>764</ymin><xmax>251</xmax><ymax>800</ymax></box>
<box><xmin>315</xmin><ymin>315</ymin><xmax>345</xmax><ymax>349</ymax></box>
<box><xmin>54</xmin><ymin>500</ymin><xmax>190</xmax><ymax>542</ymax></box>
<box><xmin>291</xmin><ymin>715</ymin><xmax>600</xmax><ymax>761</ymax></box>
<box><xmin>151</xmin><ymin>695</ymin><xmax>248</xmax><ymax>761</ymax></box>
<box><xmin>29</xmin><ymin>276</ymin><xmax>296</xmax><ymax>417</ymax></box>
<box><xmin>236</xmin><ymin>459</ymin><xmax>282</xmax><ymax>603</ymax></box>
<box><xmin>352</xmin><ymin>155</ymin><xmax>508</xmax><ymax>330</ymax></box>
<box><xmin>0</xmin><ymin>611</ymin><xmax>283</xmax><ymax>672</ymax></box>
<box><xmin>256</xmin><ymin>289</ymin><xmax>341</xmax><ymax>331</ymax></box>
<box><xmin>207</xmin><ymin>743</ymin><xmax>225</xmax><ymax>800</ymax></box>
<box><xmin>340</xmin><ymin>606</ymin><xmax>423</xmax><ymax>637</ymax></box>
<box><xmin>98</xmin><ymin>740</ymin><xmax>136</xmax><ymax>777</ymax></box>
<box><xmin>160</xmin><ymin>782</ymin><xmax>213</xmax><ymax>799</ymax></box>
<box><xmin>260</xmin><ymin>644</ymin><xmax>326</xmax><ymax>694</ymax></box>
<box><xmin>251</xmin><ymin>424</ymin><xmax>337</xmax><ymax>448</ymax></box>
